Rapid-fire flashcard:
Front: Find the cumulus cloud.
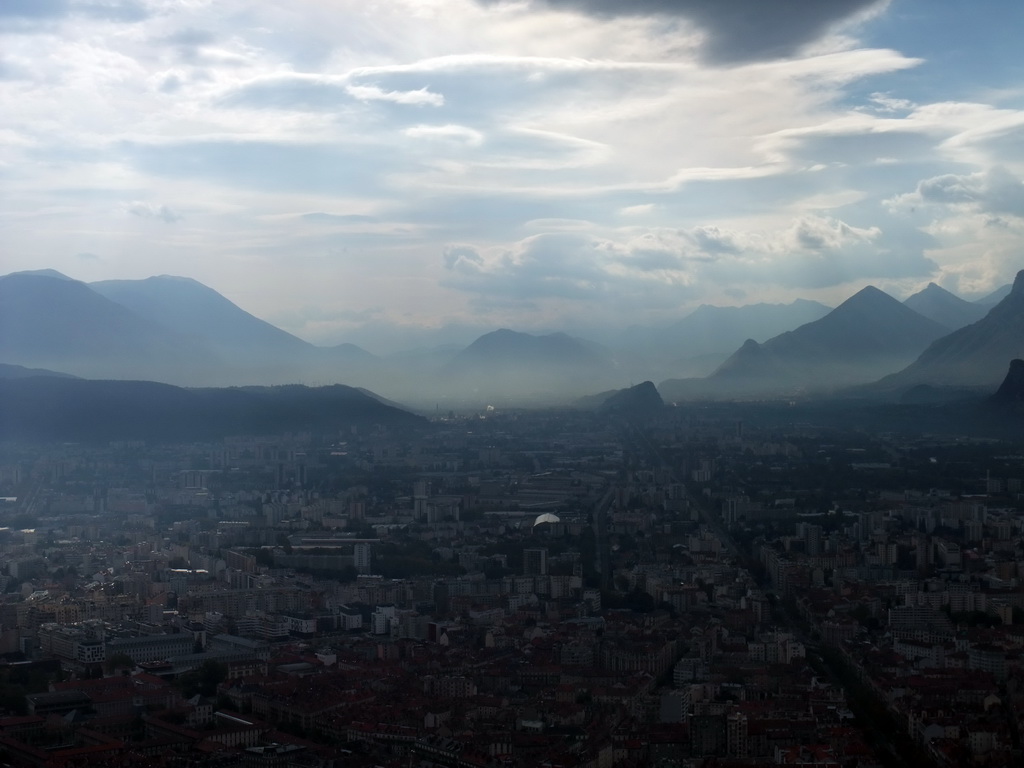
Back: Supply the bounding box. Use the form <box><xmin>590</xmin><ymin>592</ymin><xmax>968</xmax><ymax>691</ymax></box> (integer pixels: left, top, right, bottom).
<box><xmin>442</xmin><ymin>214</ymin><xmax>920</xmax><ymax>311</ymax></box>
<box><xmin>444</xmin><ymin>244</ymin><xmax>486</xmax><ymax>273</ymax></box>
<box><xmin>478</xmin><ymin>0</ymin><xmax>884</xmax><ymax>64</ymax></box>
<box><xmin>788</xmin><ymin>215</ymin><xmax>879</xmax><ymax>252</ymax></box>
<box><xmin>888</xmin><ymin>166</ymin><xmax>1024</xmax><ymax>218</ymax></box>
<box><xmin>691</xmin><ymin>226</ymin><xmax>741</xmax><ymax>255</ymax></box>
<box><xmin>443</xmin><ymin>233</ymin><xmax>621</xmax><ymax>301</ymax></box>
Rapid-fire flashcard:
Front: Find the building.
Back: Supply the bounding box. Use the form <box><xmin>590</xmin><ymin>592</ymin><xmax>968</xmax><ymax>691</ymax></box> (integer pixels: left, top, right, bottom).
<box><xmin>523</xmin><ymin>548</ymin><xmax>548</xmax><ymax>577</ymax></box>
<box><xmin>354</xmin><ymin>543</ymin><xmax>372</xmax><ymax>574</ymax></box>
<box><xmin>106</xmin><ymin>633</ymin><xmax>194</xmax><ymax>664</ymax></box>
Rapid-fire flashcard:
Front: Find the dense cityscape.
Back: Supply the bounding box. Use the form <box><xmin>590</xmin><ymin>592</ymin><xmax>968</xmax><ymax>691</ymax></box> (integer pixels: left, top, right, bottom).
<box><xmin>5</xmin><ymin>2</ymin><xmax>1024</xmax><ymax>767</ymax></box>
<box><xmin>2</xmin><ymin>402</ymin><xmax>1023</xmax><ymax>768</ymax></box>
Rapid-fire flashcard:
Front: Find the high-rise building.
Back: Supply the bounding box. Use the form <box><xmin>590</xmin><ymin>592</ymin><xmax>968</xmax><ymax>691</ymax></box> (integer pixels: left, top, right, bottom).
<box><xmin>727</xmin><ymin>711</ymin><xmax>748</xmax><ymax>757</ymax></box>
<box><xmin>354</xmin><ymin>543</ymin><xmax>372</xmax><ymax>574</ymax></box>
<box><xmin>523</xmin><ymin>548</ymin><xmax>548</xmax><ymax>577</ymax></box>
<box><xmin>804</xmin><ymin>524</ymin><xmax>823</xmax><ymax>557</ymax></box>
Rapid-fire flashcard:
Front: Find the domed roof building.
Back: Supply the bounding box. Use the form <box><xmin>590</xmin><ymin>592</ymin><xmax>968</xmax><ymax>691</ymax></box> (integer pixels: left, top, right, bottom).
<box><xmin>533</xmin><ymin>512</ymin><xmax>561</xmax><ymax>527</ymax></box>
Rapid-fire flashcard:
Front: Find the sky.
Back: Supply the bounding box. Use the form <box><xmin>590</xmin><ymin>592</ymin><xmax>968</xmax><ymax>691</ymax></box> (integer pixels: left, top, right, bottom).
<box><xmin>3</xmin><ymin>0</ymin><xmax>1024</xmax><ymax>353</ymax></box>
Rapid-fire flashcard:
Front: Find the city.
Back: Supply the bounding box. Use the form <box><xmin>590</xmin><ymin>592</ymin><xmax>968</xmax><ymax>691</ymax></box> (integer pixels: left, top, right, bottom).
<box><xmin>1</xmin><ymin>403</ymin><xmax>1022</xmax><ymax>767</ymax></box>
<box><xmin>4</xmin><ymin>1</ymin><xmax>1024</xmax><ymax>766</ymax></box>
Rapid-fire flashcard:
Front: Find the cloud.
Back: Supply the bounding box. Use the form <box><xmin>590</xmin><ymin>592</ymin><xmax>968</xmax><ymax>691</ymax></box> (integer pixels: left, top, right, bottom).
<box><xmin>443</xmin><ymin>233</ymin><xmax>616</xmax><ymax>301</ymax></box>
<box><xmin>881</xmin><ymin>166</ymin><xmax>1024</xmax><ymax>298</ymax></box>
<box><xmin>443</xmin><ymin>245</ymin><xmax>486</xmax><ymax>273</ymax></box>
<box><xmin>442</xmin><ymin>214</ymin><xmax>931</xmax><ymax>312</ymax></box>
<box><xmin>888</xmin><ymin>166</ymin><xmax>1024</xmax><ymax>218</ymax></box>
<box><xmin>126</xmin><ymin>201</ymin><xmax>182</xmax><ymax>223</ymax></box>
<box><xmin>0</xmin><ymin>58</ymin><xmax>32</xmax><ymax>81</ymax></box>
<box><xmin>620</xmin><ymin>204</ymin><xmax>654</xmax><ymax>216</ymax></box>
<box><xmin>301</xmin><ymin>212</ymin><xmax>378</xmax><ymax>224</ymax></box>
<box><xmin>0</xmin><ymin>0</ymin><xmax>68</xmax><ymax>18</ymax></box>
<box><xmin>691</xmin><ymin>226</ymin><xmax>740</xmax><ymax>255</ymax></box>
<box><xmin>346</xmin><ymin>84</ymin><xmax>444</xmax><ymax>106</ymax></box>
<box><xmin>0</xmin><ymin>0</ymin><xmax>148</xmax><ymax>22</ymax></box>
<box><xmin>124</xmin><ymin>139</ymin><xmax>397</xmax><ymax>197</ymax></box>
<box><xmin>160</xmin><ymin>28</ymin><xmax>218</xmax><ymax>48</ymax></box>
<box><xmin>405</xmin><ymin>124</ymin><xmax>484</xmax><ymax>146</ymax></box>
<box><xmin>478</xmin><ymin>0</ymin><xmax>885</xmax><ymax>64</ymax></box>
<box><xmin>77</xmin><ymin>0</ymin><xmax>149</xmax><ymax>23</ymax></box>
<box><xmin>221</xmin><ymin>75</ymin><xmax>444</xmax><ymax>110</ymax></box>
<box><xmin>3</xmin><ymin>0</ymin><xmax>1019</xmax><ymax>337</ymax></box>
<box><xmin>788</xmin><ymin>215</ymin><xmax>879</xmax><ymax>252</ymax></box>
<box><xmin>154</xmin><ymin>71</ymin><xmax>184</xmax><ymax>93</ymax></box>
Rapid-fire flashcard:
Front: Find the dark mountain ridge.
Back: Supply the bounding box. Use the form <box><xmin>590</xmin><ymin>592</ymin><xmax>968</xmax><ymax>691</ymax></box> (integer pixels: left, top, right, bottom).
<box><xmin>991</xmin><ymin>359</ymin><xmax>1024</xmax><ymax>405</ymax></box>
<box><xmin>599</xmin><ymin>380</ymin><xmax>664</xmax><ymax>416</ymax></box>
<box><xmin>0</xmin><ymin>378</ymin><xmax>425</xmax><ymax>441</ymax></box>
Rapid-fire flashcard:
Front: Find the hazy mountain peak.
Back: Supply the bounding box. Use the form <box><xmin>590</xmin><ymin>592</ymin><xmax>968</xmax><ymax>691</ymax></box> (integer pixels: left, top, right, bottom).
<box><xmin>153</xmin><ymin>274</ymin><xmax>201</xmax><ymax>282</ymax></box>
<box><xmin>9</xmin><ymin>269</ymin><xmax>74</xmax><ymax>281</ymax></box>
<box><xmin>1012</xmin><ymin>269</ymin><xmax>1024</xmax><ymax>294</ymax></box>
<box><xmin>91</xmin><ymin>275</ymin><xmax>313</xmax><ymax>353</ymax></box>
<box><xmin>663</xmin><ymin>284</ymin><xmax>950</xmax><ymax>399</ymax></box>
<box><xmin>847</xmin><ymin>284</ymin><xmax>890</xmax><ymax>302</ymax></box>
<box><xmin>0</xmin><ymin>270</ymin><xmax>217</xmax><ymax>382</ymax></box>
<box><xmin>0</xmin><ymin>363</ymin><xmax>79</xmax><ymax>380</ymax></box>
<box><xmin>873</xmin><ymin>270</ymin><xmax>1024</xmax><ymax>392</ymax></box>
<box><xmin>446</xmin><ymin>327</ymin><xmax>619</xmax><ymax>403</ymax></box>
<box><xmin>903</xmin><ymin>280</ymin><xmax>986</xmax><ymax>331</ymax></box>
<box><xmin>823</xmin><ymin>284</ymin><xmax>902</xmax><ymax>321</ymax></box>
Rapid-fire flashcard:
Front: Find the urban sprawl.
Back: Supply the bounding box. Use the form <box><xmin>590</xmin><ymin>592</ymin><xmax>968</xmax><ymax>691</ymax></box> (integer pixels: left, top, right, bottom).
<box><xmin>1</xmin><ymin>407</ymin><xmax>1023</xmax><ymax>768</ymax></box>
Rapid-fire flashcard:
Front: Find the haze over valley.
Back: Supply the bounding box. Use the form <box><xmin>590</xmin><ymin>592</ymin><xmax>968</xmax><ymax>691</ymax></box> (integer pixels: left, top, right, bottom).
<box><xmin>2</xmin><ymin>267</ymin><xmax>1022</xmax><ymax>413</ymax></box>
<box><xmin>8</xmin><ymin>4</ymin><xmax>1024</xmax><ymax>765</ymax></box>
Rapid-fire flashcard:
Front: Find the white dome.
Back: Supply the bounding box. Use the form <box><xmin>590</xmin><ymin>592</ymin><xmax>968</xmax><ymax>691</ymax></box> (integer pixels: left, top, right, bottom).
<box><xmin>533</xmin><ymin>513</ymin><xmax>561</xmax><ymax>527</ymax></box>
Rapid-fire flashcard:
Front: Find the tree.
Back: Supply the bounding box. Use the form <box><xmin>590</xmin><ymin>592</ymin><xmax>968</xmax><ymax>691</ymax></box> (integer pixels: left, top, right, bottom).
<box><xmin>105</xmin><ymin>653</ymin><xmax>135</xmax><ymax>675</ymax></box>
<box><xmin>254</xmin><ymin>548</ymin><xmax>274</xmax><ymax>567</ymax></box>
<box><xmin>177</xmin><ymin>660</ymin><xmax>228</xmax><ymax>698</ymax></box>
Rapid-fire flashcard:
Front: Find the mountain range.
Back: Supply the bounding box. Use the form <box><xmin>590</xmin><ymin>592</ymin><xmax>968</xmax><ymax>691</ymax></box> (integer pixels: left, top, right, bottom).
<box><xmin>871</xmin><ymin>270</ymin><xmax>1024</xmax><ymax>393</ymax></box>
<box><xmin>660</xmin><ymin>286</ymin><xmax>951</xmax><ymax>400</ymax></box>
<box><xmin>0</xmin><ymin>378</ymin><xmax>425</xmax><ymax>441</ymax></box>
<box><xmin>0</xmin><ymin>268</ymin><xmax>1020</xmax><ymax>407</ymax></box>
<box><xmin>902</xmin><ymin>282</ymin><xmax>989</xmax><ymax>330</ymax></box>
<box><xmin>614</xmin><ymin>299</ymin><xmax>832</xmax><ymax>378</ymax></box>
<box><xmin>443</xmin><ymin>328</ymin><xmax>622</xmax><ymax>403</ymax></box>
<box><xmin>659</xmin><ymin>272</ymin><xmax>1024</xmax><ymax>402</ymax></box>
